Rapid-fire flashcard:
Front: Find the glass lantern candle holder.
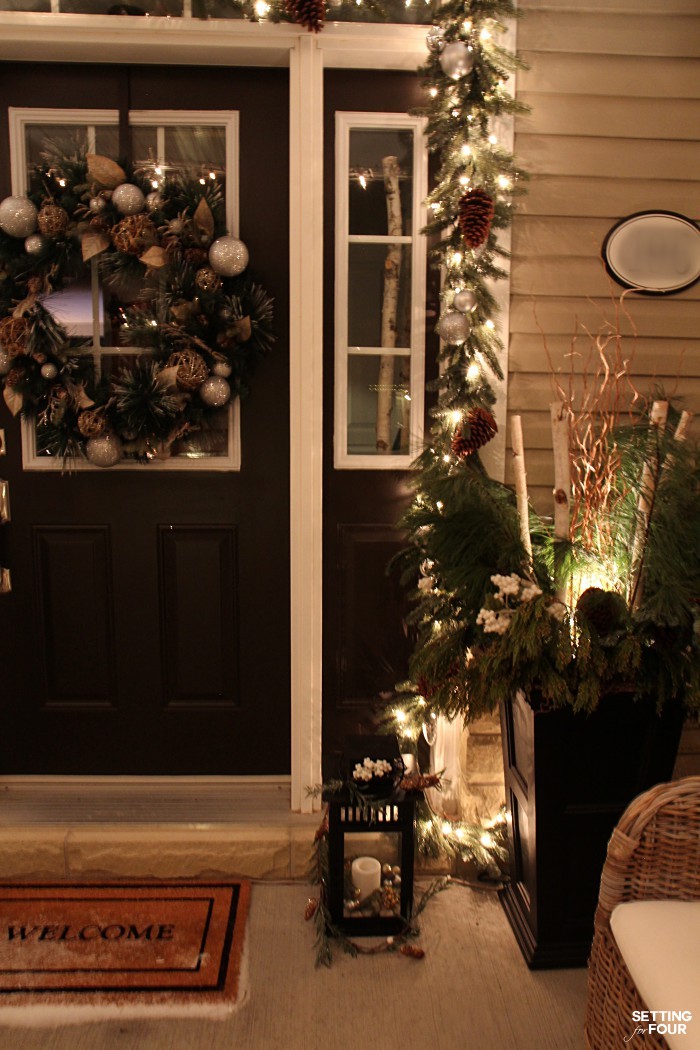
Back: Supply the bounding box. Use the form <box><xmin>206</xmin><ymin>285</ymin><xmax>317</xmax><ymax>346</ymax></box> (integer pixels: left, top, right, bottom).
<box><xmin>324</xmin><ymin>735</ymin><xmax>415</xmax><ymax>937</ymax></box>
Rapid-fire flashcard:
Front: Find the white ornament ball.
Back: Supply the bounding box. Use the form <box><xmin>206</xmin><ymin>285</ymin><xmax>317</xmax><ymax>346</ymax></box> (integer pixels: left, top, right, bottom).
<box><xmin>208</xmin><ymin>236</ymin><xmax>249</xmax><ymax>278</ymax></box>
<box><xmin>89</xmin><ymin>196</ymin><xmax>107</xmax><ymax>214</ymax></box>
<box><xmin>453</xmin><ymin>288</ymin><xmax>478</xmax><ymax>313</ymax></box>
<box><xmin>212</xmin><ymin>360</ymin><xmax>233</xmax><ymax>378</ymax></box>
<box><xmin>439</xmin><ymin>41</ymin><xmax>475</xmax><ymax>80</ymax></box>
<box><xmin>426</xmin><ymin>25</ymin><xmax>445</xmax><ymax>53</ymax></box>
<box><xmin>0</xmin><ymin>196</ymin><xmax>38</xmax><ymax>239</ymax></box>
<box><xmin>437</xmin><ymin>310</ymin><xmax>472</xmax><ymax>345</ymax></box>
<box><xmin>40</xmin><ymin>362</ymin><xmax>58</xmax><ymax>380</ymax></box>
<box><xmin>199</xmin><ymin>375</ymin><xmax>231</xmax><ymax>408</ymax></box>
<box><xmin>0</xmin><ymin>348</ymin><xmax>11</xmax><ymax>376</ymax></box>
<box><xmin>146</xmin><ymin>191</ymin><xmax>163</xmax><ymax>212</ymax></box>
<box><xmin>112</xmin><ymin>183</ymin><xmax>146</xmax><ymax>216</ymax></box>
<box><xmin>24</xmin><ymin>233</ymin><xmax>47</xmax><ymax>256</ymax></box>
<box><xmin>86</xmin><ymin>433</ymin><xmax>122</xmax><ymax>468</ymax></box>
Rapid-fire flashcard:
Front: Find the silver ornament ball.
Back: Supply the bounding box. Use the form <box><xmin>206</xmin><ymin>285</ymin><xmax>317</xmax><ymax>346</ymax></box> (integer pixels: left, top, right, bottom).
<box><xmin>89</xmin><ymin>196</ymin><xmax>108</xmax><ymax>214</ymax></box>
<box><xmin>437</xmin><ymin>310</ymin><xmax>472</xmax><ymax>345</ymax></box>
<box><xmin>439</xmin><ymin>41</ymin><xmax>475</xmax><ymax>80</ymax></box>
<box><xmin>199</xmin><ymin>375</ymin><xmax>231</xmax><ymax>408</ymax></box>
<box><xmin>40</xmin><ymin>362</ymin><xmax>58</xmax><ymax>380</ymax></box>
<box><xmin>146</xmin><ymin>191</ymin><xmax>163</xmax><ymax>212</ymax></box>
<box><xmin>24</xmin><ymin>233</ymin><xmax>48</xmax><ymax>256</ymax></box>
<box><xmin>426</xmin><ymin>25</ymin><xmax>445</xmax><ymax>53</ymax></box>
<box><xmin>0</xmin><ymin>195</ymin><xmax>38</xmax><ymax>239</ymax></box>
<box><xmin>453</xmin><ymin>288</ymin><xmax>478</xmax><ymax>313</ymax></box>
<box><xmin>112</xmin><ymin>183</ymin><xmax>146</xmax><ymax>216</ymax></box>
<box><xmin>86</xmin><ymin>433</ymin><xmax>122</xmax><ymax>468</ymax></box>
<box><xmin>0</xmin><ymin>348</ymin><xmax>12</xmax><ymax>376</ymax></box>
<box><xmin>208</xmin><ymin>236</ymin><xmax>249</xmax><ymax>278</ymax></box>
<box><xmin>212</xmin><ymin>360</ymin><xmax>233</xmax><ymax>378</ymax></box>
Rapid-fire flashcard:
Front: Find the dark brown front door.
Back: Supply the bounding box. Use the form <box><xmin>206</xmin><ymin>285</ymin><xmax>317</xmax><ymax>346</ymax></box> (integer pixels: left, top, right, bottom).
<box><xmin>0</xmin><ymin>63</ymin><xmax>290</xmax><ymax>775</ymax></box>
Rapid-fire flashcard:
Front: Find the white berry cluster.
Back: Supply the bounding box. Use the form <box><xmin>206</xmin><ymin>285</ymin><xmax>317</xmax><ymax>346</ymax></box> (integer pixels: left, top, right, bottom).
<box><xmin>352</xmin><ymin>757</ymin><xmax>393</xmax><ymax>782</ymax></box>
<box><xmin>476</xmin><ymin>573</ymin><xmax>544</xmax><ymax>635</ymax></box>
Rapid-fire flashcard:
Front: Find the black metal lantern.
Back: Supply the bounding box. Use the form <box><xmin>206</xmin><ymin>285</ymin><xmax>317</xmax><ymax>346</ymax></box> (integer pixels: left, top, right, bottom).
<box><xmin>324</xmin><ymin>736</ymin><xmax>416</xmax><ymax>937</ymax></box>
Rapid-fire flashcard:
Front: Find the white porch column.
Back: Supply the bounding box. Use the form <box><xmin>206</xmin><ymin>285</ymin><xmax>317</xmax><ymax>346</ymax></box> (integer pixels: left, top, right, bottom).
<box><xmin>289</xmin><ymin>33</ymin><xmax>324</xmax><ymax>812</ymax></box>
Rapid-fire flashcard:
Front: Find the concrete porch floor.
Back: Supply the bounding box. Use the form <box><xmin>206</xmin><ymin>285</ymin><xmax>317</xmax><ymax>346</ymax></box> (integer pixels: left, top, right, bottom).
<box><xmin>0</xmin><ymin>779</ymin><xmax>322</xmax><ymax>882</ymax></box>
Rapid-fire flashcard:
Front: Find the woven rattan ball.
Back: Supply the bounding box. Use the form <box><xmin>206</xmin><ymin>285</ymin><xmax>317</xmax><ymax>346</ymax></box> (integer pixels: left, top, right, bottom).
<box><xmin>0</xmin><ymin>315</ymin><xmax>30</xmax><ymax>358</ymax></box>
<box><xmin>194</xmin><ymin>267</ymin><xmax>223</xmax><ymax>295</ymax></box>
<box><xmin>167</xmin><ymin>349</ymin><xmax>208</xmax><ymax>391</ymax></box>
<box><xmin>37</xmin><ymin>204</ymin><xmax>69</xmax><ymax>238</ymax></box>
<box><xmin>111</xmin><ymin>214</ymin><xmax>156</xmax><ymax>256</ymax></box>
<box><xmin>77</xmin><ymin>407</ymin><xmax>107</xmax><ymax>439</ymax></box>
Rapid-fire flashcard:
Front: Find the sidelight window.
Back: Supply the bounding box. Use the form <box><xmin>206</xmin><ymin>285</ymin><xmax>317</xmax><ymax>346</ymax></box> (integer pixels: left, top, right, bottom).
<box><xmin>334</xmin><ymin>113</ymin><xmax>427</xmax><ymax>469</ymax></box>
<box><xmin>9</xmin><ymin>107</ymin><xmax>240</xmax><ymax>470</ymax></box>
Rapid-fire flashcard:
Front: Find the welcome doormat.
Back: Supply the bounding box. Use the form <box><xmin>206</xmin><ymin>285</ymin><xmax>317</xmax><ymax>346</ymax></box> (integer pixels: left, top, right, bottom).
<box><xmin>0</xmin><ymin>881</ymin><xmax>250</xmax><ymax>1024</ymax></box>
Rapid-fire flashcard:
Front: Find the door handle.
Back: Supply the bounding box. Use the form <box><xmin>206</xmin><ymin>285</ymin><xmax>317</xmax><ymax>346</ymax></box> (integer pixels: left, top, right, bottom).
<box><xmin>0</xmin><ymin>479</ymin><xmax>9</xmax><ymax>524</ymax></box>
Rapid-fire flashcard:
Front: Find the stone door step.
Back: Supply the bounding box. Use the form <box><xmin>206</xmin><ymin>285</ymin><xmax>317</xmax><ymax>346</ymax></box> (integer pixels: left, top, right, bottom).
<box><xmin>0</xmin><ymin>778</ymin><xmax>320</xmax><ymax>882</ymax></box>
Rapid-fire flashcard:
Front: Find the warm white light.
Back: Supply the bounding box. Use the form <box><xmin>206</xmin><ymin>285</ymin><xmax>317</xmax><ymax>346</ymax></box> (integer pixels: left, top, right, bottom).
<box><xmin>451</xmin><ymin>109</ymin><xmax>460</xmax><ymax>118</ymax></box>
<box><xmin>480</xmin><ymin>28</ymin><xmax>491</xmax><ymax>41</ymax></box>
<box><xmin>455</xmin><ymin>827</ymin><xmax>465</xmax><ymax>841</ymax></box>
<box><xmin>480</xmin><ymin>832</ymin><xmax>495</xmax><ymax>848</ymax></box>
<box><xmin>461</xmin><ymin>144</ymin><xmax>472</xmax><ymax>156</ymax></box>
<box><xmin>485</xmin><ymin>319</ymin><xmax>495</xmax><ymax>330</ymax></box>
<box><xmin>467</xmin><ymin>362</ymin><xmax>480</xmax><ymax>381</ymax></box>
<box><xmin>443</xmin><ymin>454</ymin><xmax>451</xmax><ymax>463</ymax></box>
<box><xmin>209</xmin><ymin>171</ymin><xmax>217</xmax><ymax>180</ymax></box>
<box><xmin>394</xmin><ymin>709</ymin><xmax>407</xmax><ymax>723</ymax></box>
<box><xmin>199</xmin><ymin>178</ymin><xmax>206</xmax><ymax>185</ymax></box>
<box><xmin>497</xmin><ymin>175</ymin><xmax>511</xmax><ymax>190</ymax></box>
<box><xmin>404</xmin><ymin>393</ymin><xmax>412</xmax><ymax>401</ymax></box>
<box><xmin>254</xmin><ymin>0</ymin><xmax>269</xmax><ymax>14</ymax></box>
<box><xmin>459</xmin><ymin>175</ymin><xmax>469</xmax><ymax>187</ymax></box>
<box><xmin>359</xmin><ymin>174</ymin><xmax>367</xmax><ymax>190</ymax></box>
<box><xmin>151</xmin><ymin>180</ymin><xmax>159</xmax><ymax>189</ymax></box>
<box><xmin>436</xmin><ymin>500</ymin><xmax>444</xmax><ymax>510</ymax></box>
<box><xmin>429</xmin><ymin>87</ymin><xmax>438</xmax><ymax>98</ymax></box>
<box><xmin>462</xmin><ymin>18</ymin><xmax>472</xmax><ymax>31</ymax></box>
<box><xmin>449</xmin><ymin>408</ymin><xmax>463</xmax><ymax>427</ymax></box>
<box><xmin>154</xmin><ymin>166</ymin><xmax>162</xmax><ymax>175</ymax></box>
<box><xmin>58</xmin><ymin>178</ymin><xmax>66</xmax><ymax>187</ymax></box>
<box><xmin>431</xmin><ymin>202</ymin><xmax>441</xmax><ymax>213</ymax></box>
<box><xmin>442</xmin><ymin>821</ymin><xmax>452</xmax><ymax>836</ymax></box>
<box><xmin>488</xmin><ymin>134</ymin><xmax>498</xmax><ymax>145</ymax></box>
<box><xmin>451</xmin><ymin>251</ymin><xmax>463</xmax><ymax>266</ymax></box>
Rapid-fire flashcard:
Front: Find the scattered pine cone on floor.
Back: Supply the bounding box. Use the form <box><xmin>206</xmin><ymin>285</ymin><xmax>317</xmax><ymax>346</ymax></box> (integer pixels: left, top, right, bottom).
<box><xmin>285</xmin><ymin>0</ymin><xmax>325</xmax><ymax>32</ymax></box>
<box><xmin>458</xmin><ymin>188</ymin><xmax>495</xmax><ymax>250</ymax></box>
<box><xmin>451</xmin><ymin>407</ymin><xmax>498</xmax><ymax>459</ymax></box>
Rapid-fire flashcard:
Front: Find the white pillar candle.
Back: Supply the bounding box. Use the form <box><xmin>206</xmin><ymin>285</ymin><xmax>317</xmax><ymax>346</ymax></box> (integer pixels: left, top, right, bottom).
<box><xmin>401</xmin><ymin>753</ymin><xmax>416</xmax><ymax>773</ymax></box>
<box><xmin>351</xmin><ymin>856</ymin><xmax>381</xmax><ymax>901</ymax></box>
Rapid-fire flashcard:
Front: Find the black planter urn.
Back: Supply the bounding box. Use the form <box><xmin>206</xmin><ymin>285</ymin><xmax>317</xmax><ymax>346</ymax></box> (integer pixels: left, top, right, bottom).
<box><xmin>499</xmin><ymin>689</ymin><xmax>684</xmax><ymax>970</ymax></box>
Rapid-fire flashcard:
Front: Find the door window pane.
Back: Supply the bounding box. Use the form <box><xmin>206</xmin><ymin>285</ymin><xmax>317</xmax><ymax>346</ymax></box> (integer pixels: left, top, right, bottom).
<box><xmin>348</xmin><ymin>242</ymin><xmax>412</xmax><ymax>349</ymax></box>
<box><xmin>347</xmin><ymin>353</ymin><xmax>411</xmax><ymax>456</ymax></box>
<box><xmin>348</xmin><ymin>128</ymin><xmax>414</xmax><ymax>237</ymax></box>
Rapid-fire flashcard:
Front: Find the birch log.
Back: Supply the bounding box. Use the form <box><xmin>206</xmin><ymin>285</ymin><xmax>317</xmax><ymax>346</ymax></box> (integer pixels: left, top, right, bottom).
<box><xmin>551</xmin><ymin>402</ymin><xmax>571</xmax><ymax>602</ymax></box>
<box><xmin>376</xmin><ymin>156</ymin><xmax>403</xmax><ymax>454</ymax></box>
<box><xmin>630</xmin><ymin>399</ymin><xmax>668</xmax><ymax>609</ymax></box>
<box><xmin>511</xmin><ymin>414</ymin><xmax>533</xmax><ymax>564</ymax></box>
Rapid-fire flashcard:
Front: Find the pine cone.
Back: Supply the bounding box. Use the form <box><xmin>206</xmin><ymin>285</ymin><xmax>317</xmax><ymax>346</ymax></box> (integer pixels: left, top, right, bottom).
<box><xmin>451</xmin><ymin>407</ymin><xmax>498</xmax><ymax>459</ymax></box>
<box><xmin>285</xmin><ymin>0</ymin><xmax>325</xmax><ymax>32</ymax></box>
<box><xmin>458</xmin><ymin>188</ymin><xmax>495</xmax><ymax>250</ymax></box>
<box><xmin>304</xmin><ymin>897</ymin><xmax>319</xmax><ymax>921</ymax></box>
<box><xmin>400</xmin><ymin>943</ymin><xmax>425</xmax><ymax>960</ymax></box>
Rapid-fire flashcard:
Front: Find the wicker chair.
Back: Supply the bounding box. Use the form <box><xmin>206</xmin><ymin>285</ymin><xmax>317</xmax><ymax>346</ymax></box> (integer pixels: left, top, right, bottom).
<box><xmin>584</xmin><ymin>775</ymin><xmax>700</xmax><ymax>1050</ymax></box>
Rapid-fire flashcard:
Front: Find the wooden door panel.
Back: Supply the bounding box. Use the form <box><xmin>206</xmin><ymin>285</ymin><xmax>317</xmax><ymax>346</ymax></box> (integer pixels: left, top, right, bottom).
<box><xmin>158</xmin><ymin>524</ymin><xmax>239</xmax><ymax>707</ymax></box>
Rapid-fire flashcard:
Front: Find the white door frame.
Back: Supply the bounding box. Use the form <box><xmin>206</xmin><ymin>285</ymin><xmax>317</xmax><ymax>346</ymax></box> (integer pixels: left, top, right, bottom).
<box><xmin>0</xmin><ymin>14</ymin><xmax>513</xmax><ymax>812</ymax></box>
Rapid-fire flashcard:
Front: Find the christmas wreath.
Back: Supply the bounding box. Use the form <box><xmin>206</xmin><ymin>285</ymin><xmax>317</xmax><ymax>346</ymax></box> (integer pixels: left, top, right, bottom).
<box><xmin>0</xmin><ymin>147</ymin><xmax>274</xmax><ymax>466</ymax></box>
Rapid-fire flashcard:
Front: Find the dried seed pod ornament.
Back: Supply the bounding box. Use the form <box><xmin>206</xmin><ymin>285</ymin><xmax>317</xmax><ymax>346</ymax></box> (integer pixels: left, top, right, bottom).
<box><xmin>284</xmin><ymin>0</ymin><xmax>325</xmax><ymax>32</ymax></box>
<box><xmin>458</xmin><ymin>188</ymin><xmax>495</xmax><ymax>250</ymax></box>
<box><xmin>451</xmin><ymin>407</ymin><xmax>498</xmax><ymax>459</ymax></box>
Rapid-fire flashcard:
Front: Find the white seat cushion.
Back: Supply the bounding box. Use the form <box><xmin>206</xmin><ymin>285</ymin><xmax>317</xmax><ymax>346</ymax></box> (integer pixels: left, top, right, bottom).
<box><xmin>611</xmin><ymin>901</ymin><xmax>700</xmax><ymax>1050</ymax></box>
